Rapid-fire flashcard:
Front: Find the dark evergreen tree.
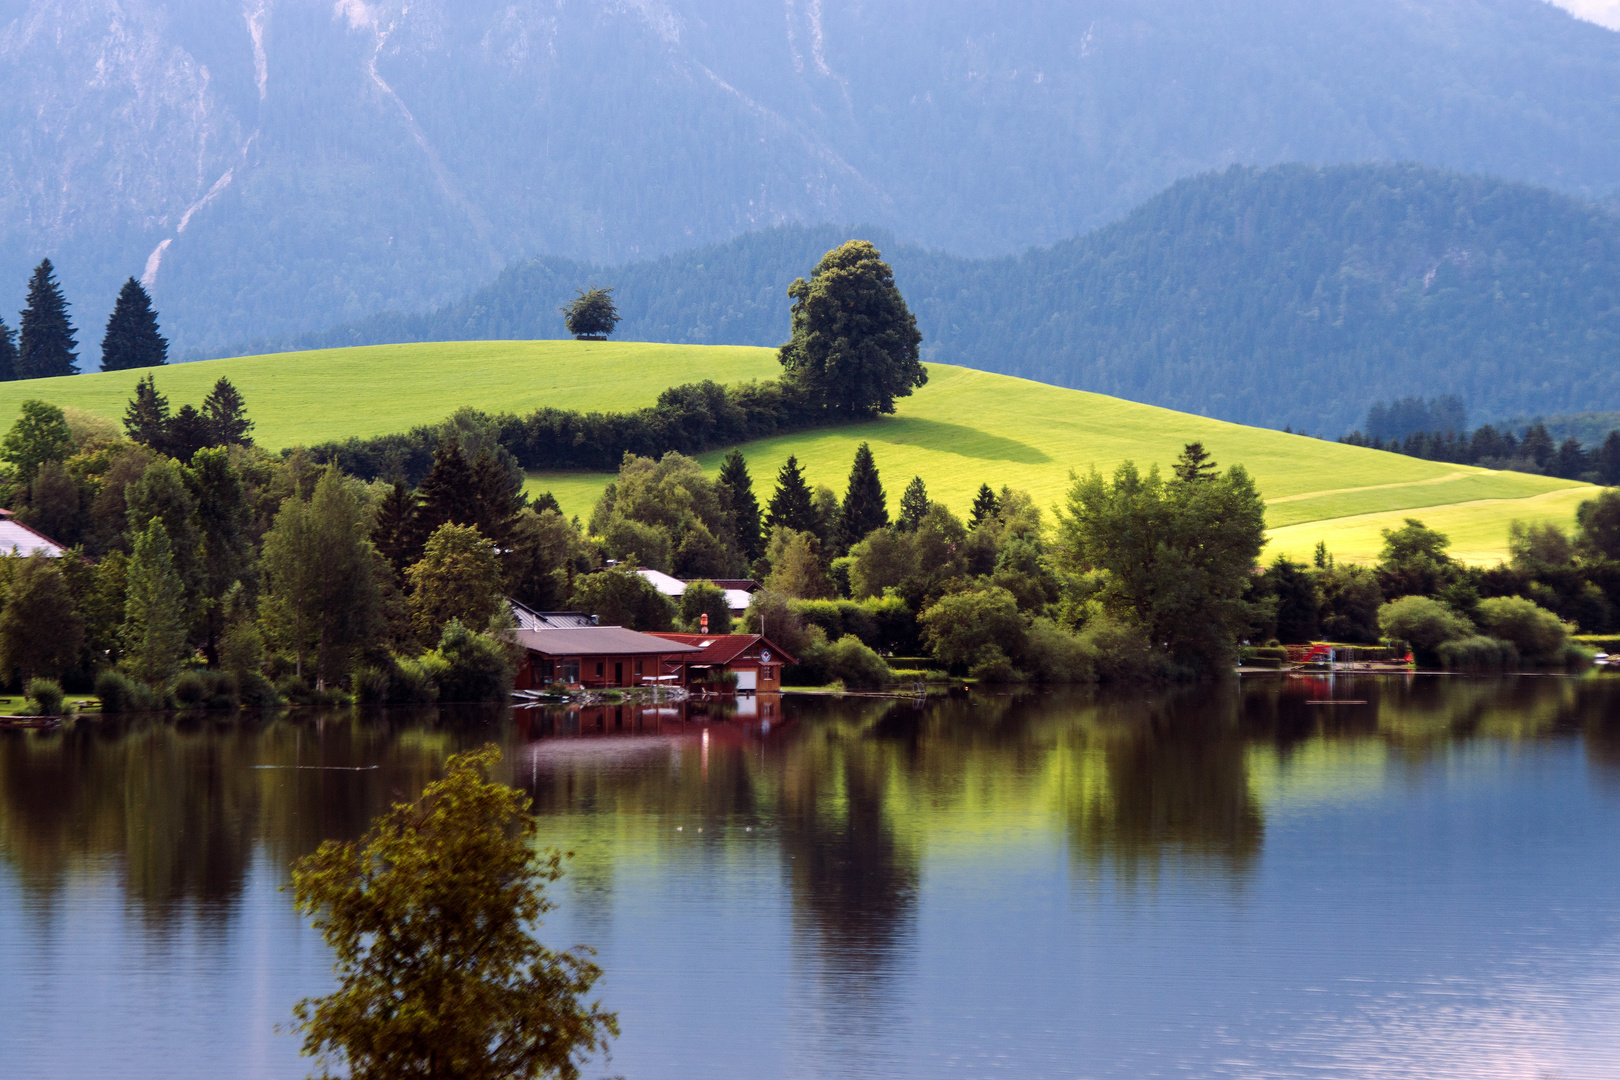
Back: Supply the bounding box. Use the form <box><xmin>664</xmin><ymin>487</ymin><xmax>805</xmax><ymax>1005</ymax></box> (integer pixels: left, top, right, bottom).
<box><xmin>417</xmin><ymin>435</ymin><xmax>479</xmax><ymax>538</ymax></box>
<box><xmin>372</xmin><ymin>481</ymin><xmax>423</xmax><ymax>578</ymax></box>
<box><xmin>123</xmin><ymin>374</ymin><xmax>172</xmax><ymax>451</ymax></box>
<box><xmin>1173</xmin><ymin>442</ymin><xmax>1218</xmax><ymax>482</ymax></box>
<box><xmin>899</xmin><ymin>476</ymin><xmax>930</xmax><ymax>530</ymax></box>
<box><xmin>0</xmin><ymin>316</ymin><xmax>17</xmax><ymax>382</ymax></box>
<box><xmin>838</xmin><ymin>442</ymin><xmax>889</xmax><ymax>550</ymax></box>
<box><xmin>969</xmin><ymin>483</ymin><xmax>1000</xmax><ymax>528</ymax></box>
<box><xmin>531</xmin><ymin>490</ymin><xmax>562</xmax><ymax>516</ymax></box>
<box><xmin>778</xmin><ymin>240</ymin><xmax>925</xmax><ymax>415</ymax></box>
<box><xmin>203</xmin><ymin>377</ymin><xmax>254</xmax><ymax>445</ymax></box>
<box><xmin>100</xmin><ymin>277</ymin><xmax>168</xmax><ymax>371</ymax></box>
<box><xmin>17</xmin><ymin>259</ymin><xmax>78</xmax><ymax>379</ymax></box>
<box><xmin>1554</xmin><ymin>437</ymin><xmax>1589</xmax><ymax>480</ymax></box>
<box><xmin>1595</xmin><ymin>431</ymin><xmax>1620</xmax><ymax>486</ymax></box>
<box><xmin>717</xmin><ymin>449</ymin><xmax>763</xmax><ymax>562</ymax></box>
<box><xmin>187</xmin><ymin>446</ymin><xmax>254</xmax><ymax>661</ymax></box>
<box><xmin>470</xmin><ymin>449</ymin><xmax>525</xmax><ymax>547</ymax></box>
<box><xmin>560</xmin><ymin>286</ymin><xmax>620</xmax><ymax>340</ymax></box>
<box><xmin>166</xmin><ymin>405</ymin><xmax>211</xmax><ymax>461</ymax></box>
<box><xmin>765</xmin><ymin>455</ymin><xmax>817</xmax><ymax>535</ymax></box>
<box><xmin>1521</xmin><ymin>423</ymin><xmax>1556</xmax><ymax>469</ymax></box>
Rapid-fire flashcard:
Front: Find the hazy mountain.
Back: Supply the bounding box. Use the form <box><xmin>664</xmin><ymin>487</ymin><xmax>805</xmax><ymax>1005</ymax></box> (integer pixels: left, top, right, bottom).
<box><xmin>297</xmin><ymin>164</ymin><xmax>1620</xmax><ymax>435</ymax></box>
<box><xmin>1</xmin><ymin>0</ymin><xmax>1619</xmax><ymax>355</ymax></box>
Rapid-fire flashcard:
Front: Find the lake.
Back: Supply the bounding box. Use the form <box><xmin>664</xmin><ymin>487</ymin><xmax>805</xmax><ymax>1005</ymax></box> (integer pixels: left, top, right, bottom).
<box><xmin>3</xmin><ymin>676</ymin><xmax>1619</xmax><ymax>1079</ymax></box>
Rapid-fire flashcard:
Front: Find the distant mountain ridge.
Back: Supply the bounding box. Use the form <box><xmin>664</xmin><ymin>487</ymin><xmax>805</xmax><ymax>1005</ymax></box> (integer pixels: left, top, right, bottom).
<box><xmin>282</xmin><ymin>164</ymin><xmax>1620</xmax><ymax>436</ymax></box>
<box><xmin>2</xmin><ymin>0</ymin><xmax>1619</xmax><ymax>355</ymax></box>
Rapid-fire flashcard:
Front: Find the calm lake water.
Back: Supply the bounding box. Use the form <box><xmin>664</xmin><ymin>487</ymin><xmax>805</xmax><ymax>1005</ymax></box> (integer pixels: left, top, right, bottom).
<box><xmin>3</xmin><ymin>676</ymin><xmax>1620</xmax><ymax>1079</ymax></box>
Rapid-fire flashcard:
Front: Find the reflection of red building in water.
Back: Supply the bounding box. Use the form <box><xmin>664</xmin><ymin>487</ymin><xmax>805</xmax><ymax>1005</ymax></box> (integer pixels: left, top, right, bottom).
<box><xmin>648</xmin><ymin>633</ymin><xmax>797</xmax><ymax>692</ymax></box>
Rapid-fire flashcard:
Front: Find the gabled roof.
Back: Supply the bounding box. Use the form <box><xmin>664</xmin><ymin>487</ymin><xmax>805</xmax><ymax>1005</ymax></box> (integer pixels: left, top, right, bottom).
<box><xmin>508</xmin><ymin>599</ymin><xmax>596</xmax><ymax>629</ymax></box>
<box><xmin>634</xmin><ymin>569</ymin><xmax>755</xmax><ymax>613</ymax></box>
<box><xmin>648</xmin><ymin>633</ymin><xmax>797</xmax><ymax>666</ymax></box>
<box><xmin>516</xmin><ymin>626</ymin><xmax>702</xmax><ymax>656</ymax></box>
<box><xmin>0</xmin><ymin>513</ymin><xmax>65</xmax><ymax>557</ymax></box>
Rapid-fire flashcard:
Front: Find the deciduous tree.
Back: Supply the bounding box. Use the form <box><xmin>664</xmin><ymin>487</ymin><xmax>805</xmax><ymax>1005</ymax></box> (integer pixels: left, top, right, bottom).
<box><xmin>408</xmin><ymin>523</ymin><xmax>506</xmax><ymax>642</ymax></box>
<box><xmin>290</xmin><ymin>745</ymin><xmax>617</xmax><ymax>1080</ymax></box>
<box><xmin>778</xmin><ymin>240</ymin><xmax>925</xmax><ymax>415</ymax></box>
<box><xmin>123</xmin><ymin>519</ymin><xmax>189</xmax><ymax>686</ymax></box>
<box><xmin>568</xmin><ymin>568</ymin><xmax>674</xmax><ymax>631</ymax></box>
<box><xmin>678</xmin><ymin>580</ymin><xmax>733</xmax><ymax>633</ymax></box>
<box><xmin>1</xmin><ymin>400</ymin><xmax>72</xmax><ymax>486</ymax></box>
<box><xmin>100</xmin><ymin>277</ymin><xmax>168</xmax><ymax>371</ymax></box>
<box><xmin>0</xmin><ymin>554</ymin><xmax>83</xmax><ymax>682</ymax></box>
<box><xmin>560</xmin><ymin>286</ymin><xmax>620</xmax><ymax>341</ymax></box>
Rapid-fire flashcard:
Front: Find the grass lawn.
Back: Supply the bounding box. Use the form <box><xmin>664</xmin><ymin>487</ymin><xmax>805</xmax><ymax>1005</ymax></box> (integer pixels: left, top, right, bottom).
<box><xmin>3</xmin><ymin>339</ymin><xmax>1588</xmax><ymax>565</ymax></box>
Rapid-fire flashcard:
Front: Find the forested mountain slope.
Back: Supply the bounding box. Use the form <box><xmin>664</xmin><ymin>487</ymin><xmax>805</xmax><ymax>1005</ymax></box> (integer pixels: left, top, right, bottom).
<box><xmin>2</xmin><ymin>0</ymin><xmax>1619</xmax><ymax>354</ymax></box>
<box><xmin>298</xmin><ymin>165</ymin><xmax>1620</xmax><ymax>435</ymax></box>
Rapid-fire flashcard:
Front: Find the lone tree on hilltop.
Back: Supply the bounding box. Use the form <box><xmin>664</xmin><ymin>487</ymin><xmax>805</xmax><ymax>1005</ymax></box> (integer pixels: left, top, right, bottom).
<box><xmin>290</xmin><ymin>745</ymin><xmax>618</xmax><ymax>1080</ymax></box>
<box><xmin>778</xmin><ymin>240</ymin><xmax>925</xmax><ymax>416</ymax></box>
<box><xmin>17</xmin><ymin>259</ymin><xmax>78</xmax><ymax>380</ymax></box>
<box><xmin>561</xmin><ymin>286</ymin><xmax>620</xmax><ymax>341</ymax></box>
<box><xmin>100</xmin><ymin>277</ymin><xmax>168</xmax><ymax>371</ymax></box>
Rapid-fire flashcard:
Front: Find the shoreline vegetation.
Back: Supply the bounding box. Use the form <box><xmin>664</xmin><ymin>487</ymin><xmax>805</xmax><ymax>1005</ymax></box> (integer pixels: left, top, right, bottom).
<box><xmin>0</xmin><ymin>243</ymin><xmax>1614</xmax><ymax>718</ymax></box>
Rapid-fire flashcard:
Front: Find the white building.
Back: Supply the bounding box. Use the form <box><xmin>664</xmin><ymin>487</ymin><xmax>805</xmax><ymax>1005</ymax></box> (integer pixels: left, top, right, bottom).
<box><xmin>635</xmin><ymin>568</ymin><xmax>757</xmax><ymax>617</ymax></box>
<box><xmin>0</xmin><ymin>511</ymin><xmax>64</xmax><ymax>557</ymax></box>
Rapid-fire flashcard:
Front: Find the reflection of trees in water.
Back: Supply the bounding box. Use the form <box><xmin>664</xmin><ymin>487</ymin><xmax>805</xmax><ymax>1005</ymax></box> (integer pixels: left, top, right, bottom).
<box><xmin>1057</xmin><ymin>688</ymin><xmax>1264</xmax><ymax>881</ymax></box>
<box><xmin>0</xmin><ymin>709</ymin><xmax>498</xmax><ymax>915</ymax></box>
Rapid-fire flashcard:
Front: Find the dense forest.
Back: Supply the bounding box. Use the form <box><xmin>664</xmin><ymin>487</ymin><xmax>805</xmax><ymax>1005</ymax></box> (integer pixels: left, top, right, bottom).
<box><xmin>278</xmin><ymin>164</ymin><xmax>1620</xmax><ymax>435</ymax></box>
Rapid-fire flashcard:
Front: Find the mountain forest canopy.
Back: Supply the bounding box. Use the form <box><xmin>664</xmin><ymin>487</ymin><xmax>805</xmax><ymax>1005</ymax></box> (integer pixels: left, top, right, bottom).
<box><xmin>285</xmin><ymin>164</ymin><xmax>1620</xmax><ymax>435</ymax></box>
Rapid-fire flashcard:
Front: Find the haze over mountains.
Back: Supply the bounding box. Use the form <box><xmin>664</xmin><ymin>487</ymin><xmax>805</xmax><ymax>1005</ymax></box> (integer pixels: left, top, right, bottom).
<box><xmin>2</xmin><ymin>0</ymin><xmax>1619</xmax><ymax>362</ymax></box>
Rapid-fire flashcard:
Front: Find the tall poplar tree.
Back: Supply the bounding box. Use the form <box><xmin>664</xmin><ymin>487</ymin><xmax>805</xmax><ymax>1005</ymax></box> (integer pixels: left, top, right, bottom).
<box><xmin>100</xmin><ymin>277</ymin><xmax>168</xmax><ymax>371</ymax></box>
<box><xmin>17</xmin><ymin>259</ymin><xmax>78</xmax><ymax>379</ymax></box>
<box><xmin>123</xmin><ymin>519</ymin><xmax>188</xmax><ymax>687</ymax></box>
<box><xmin>0</xmin><ymin>316</ymin><xmax>17</xmax><ymax>382</ymax></box>
<box><xmin>838</xmin><ymin>442</ymin><xmax>889</xmax><ymax>551</ymax></box>
<box><xmin>718</xmin><ymin>449</ymin><xmax>763</xmax><ymax>563</ymax></box>
<box><xmin>765</xmin><ymin>455</ymin><xmax>817</xmax><ymax>535</ymax></box>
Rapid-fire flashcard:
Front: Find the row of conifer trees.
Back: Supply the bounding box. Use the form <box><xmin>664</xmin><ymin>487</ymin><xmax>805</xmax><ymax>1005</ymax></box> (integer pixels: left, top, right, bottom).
<box><xmin>0</xmin><ymin>259</ymin><xmax>169</xmax><ymax>381</ymax></box>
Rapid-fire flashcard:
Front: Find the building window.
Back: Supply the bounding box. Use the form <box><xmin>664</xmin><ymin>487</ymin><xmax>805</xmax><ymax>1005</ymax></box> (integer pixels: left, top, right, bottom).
<box><xmin>595</xmin><ymin>661</ymin><xmax>604</xmax><ymax>678</ymax></box>
<box><xmin>562</xmin><ymin>660</ymin><xmax>580</xmax><ymax>684</ymax></box>
<box><xmin>635</xmin><ymin>660</ymin><xmax>644</xmax><ymax>677</ymax></box>
<box><xmin>539</xmin><ymin>658</ymin><xmax>555</xmax><ymax>681</ymax></box>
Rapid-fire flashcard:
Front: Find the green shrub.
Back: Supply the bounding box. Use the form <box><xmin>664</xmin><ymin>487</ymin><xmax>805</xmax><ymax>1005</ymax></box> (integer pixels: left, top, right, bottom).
<box><xmin>1243</xmin><ymin>646</ymin><xmax>1290</xmax><ymax>662</ymax></box>
<box><xmin>95</xmin><ymin>670</ymin><xmax>162</xmax><ymax>713</ymax></box>
<box><xmin>1472</xmin><ymin>596</ymin><xmax>1572</xmax><ymax>664</ymax></box>
<box><xmin>1079</xmin><ymin>615</ymin><xmax>1161</xmax><ymax>683</ymax></box>
<box><xmin>23</xmin><ymin>678</ymin><xmax>66</xmax><ymax>717</ymax></box>
<box><xmin>968</xmin><ymin>644</ymin><xmax>1022</xmax><ymax>683</ymax></box>
<box><xmin>427</xmin><ymin>619</ymin><xmax>515</xmax><ymax>703</ymax></box>
<box><xmin>1021</xmin><ymin>617</ymin><xmax>1096</xmax><ymax>683</ymax></box>
<box><xmin>275</xmin><ymin>673</ymin><xmax>315</xmax><ymax>706</ymax></box>
<box><xmin>800</xmin><ymin>635</ymin><xmax>894</xmax><ymax>689</ymax></box>
<box><xmin>920</xmin><ymin>587</ymin><xmax>1025</xmax><ymax>668</ymax></box>
<box><xmin>172</xmin><ymin>669</ymin><xmax>237</xmax><ymax>710</ymax></box>
<box><xmin>1436</xmin><ymin>635</ymin><xmax>1520</xmax><ymax>670</ymax></box>
<box><xmin>353</xmin><ymin>665</ymin><xmax>392</xmax><ymax>705</ymax></box>
<box><xmin>236</xmin><ymin>671</ymin><xmax>281</xmax><ymax>708</ymax></box>
<box><xmin>1377</xmin><ymin>596</ymin><xmax>1474</xmax><ymax>664</ymax></box>
<box><xmin>389</xmin><ymin>658</ymin><xmax>439</xmax><ymax>704</ymax></box>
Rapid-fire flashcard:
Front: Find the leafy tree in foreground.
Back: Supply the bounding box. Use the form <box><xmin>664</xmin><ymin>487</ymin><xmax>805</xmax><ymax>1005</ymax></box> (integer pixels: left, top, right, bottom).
<box><xmin>1055</xmin><ymin>457</ymin><xmax>1267</xmax><ymax>674</ymax></box>
<box><xmin>765</xmin><ymin>455</ymin><xmax>817</xmax><ymax>535</ymax></box>
<box><xmin>678</xmin><ymin>580</ymin><xmax>733</xmax><ymax>634</ymax></box>
<box><xmin>100</xmin><ymin>277</ymin><xmax>168</xmax><ymax>371</ymax></box>
<box><xmin>290</xmin><ymin>745</ymin><xmax>618</xmax><ymax>1080</ymax></box>
<box><xmin>717</xmin><ymin>449</ymin><xmax>763</xmax><ymax>563</ymax></box>
<box><xmin>778</xmin><ymin>240</ymin><xmax>925</xmax><ymax>415</ymax></box>
<box><xmin>408</xmin><ymin>522</ymin><xmax>506</xmax><ymax>642</ymax></box>
<box><xmin>838</xmin><ymin>442</ymin><xmax>889</xmax><ymax>551</ymax></box>
<box><xmin>560</xmin><ymin>286</ymin><xmax>620</xmax><ymax>341</ymax></box>
<box><xmin>17</xmin><ymin>259</ymin><xmax>78</xmax><ymax>379</ymax></box>
<box><xmin>1375</xmin><ymin>517</ymin><xmax>1456</xmax><ymax>598</ymax></box>
<box><xmin>0</xmin><ymin>554</ymin><xmax>83</xmax><ymax>683</ymax></box>
<box><xmin>569</xmin><ymin>568</ymin><xmax>674</xmax><ymax>631</ymax></box>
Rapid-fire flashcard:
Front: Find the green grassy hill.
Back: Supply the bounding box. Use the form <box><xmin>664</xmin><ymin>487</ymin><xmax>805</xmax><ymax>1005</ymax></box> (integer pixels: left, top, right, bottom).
<box><xmin>3</xmin><ymin>341</ymin><xmax>1591</xmax><ymax>566</ymax></box>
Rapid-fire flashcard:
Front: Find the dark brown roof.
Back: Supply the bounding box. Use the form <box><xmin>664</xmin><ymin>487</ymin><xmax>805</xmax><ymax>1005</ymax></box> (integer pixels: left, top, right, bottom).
<box><xmin>648</xmin><ymin>633</ymin><xmax>797</xmax><ymax>666</ymax></box>
<box><xmin>517</xmin><ymin>627</ymin><xmax>702</xmax><ymax>656</ymax></box>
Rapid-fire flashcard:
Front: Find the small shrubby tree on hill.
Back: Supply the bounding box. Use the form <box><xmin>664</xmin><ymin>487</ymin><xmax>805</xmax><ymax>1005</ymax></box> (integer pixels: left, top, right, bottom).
<box><xmin>561</xmin><ymin>286</ymin><xmax>620</xmax><ymax>341</ymax></box>
<box><xmin>778</xmin><ymin>240</ymin><xmax>925</xmax><ymax>415</ymax></box>
<box><xmin>100</xmin><ymin>277</ymin><xmax>168</xmax><ymax>371</ymax></box>
<box><xmin>290</xmin><ymin>745</ymin><xmax>617</xmax><ymax>1080</ymax></box>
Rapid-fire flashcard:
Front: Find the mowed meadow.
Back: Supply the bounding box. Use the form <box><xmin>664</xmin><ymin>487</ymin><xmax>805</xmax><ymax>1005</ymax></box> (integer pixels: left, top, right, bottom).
<box><xmin>1</xmin><ymin>340</ymin><xmax>1592</xmax><ymax>564</ymax></box>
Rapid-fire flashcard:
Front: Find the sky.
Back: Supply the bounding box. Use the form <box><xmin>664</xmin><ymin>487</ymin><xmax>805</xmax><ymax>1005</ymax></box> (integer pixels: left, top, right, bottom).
<box><xmin>1549</xmin><ymin>0</ymin><xmax>1620</xmax><ymax>30</ymax></box>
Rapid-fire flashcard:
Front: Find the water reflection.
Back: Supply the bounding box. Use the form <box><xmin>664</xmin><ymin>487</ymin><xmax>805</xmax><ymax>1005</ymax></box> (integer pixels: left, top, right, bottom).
<box><xmin>2</xmin><ymin>678</ymin><xmax>1620</xmax><ymax>1079</ymax></box>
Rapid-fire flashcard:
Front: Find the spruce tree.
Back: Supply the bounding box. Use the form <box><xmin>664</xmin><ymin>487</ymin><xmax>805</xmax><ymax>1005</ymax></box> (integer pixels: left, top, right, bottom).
<box><xmin>1173</xmin><ymin>442</ymin><xmax>1218</xmax><ymax>483</ymax></box>
<box><xmin>203</xmin><ymin>377</ymin><xmax>254</xmax><ymax>446</ymax></box>
<box><xmin>0</xmin><ymin>316</ymin><xmax>17</xmax><ymax>382</ymax></box>
<box><xmin>838</xmin><ymin>442</ymin><xmax>889</xmax><ymax>550</ymax></box>
<box><xmin>765</xmin><ymin>455</ymin><xmax>817</xmax><ymax>535</ymax></box>
<box><xmin>123</xmin><ymin>374</ymin><xmax>172</xmax><ymax>451</ymax></box>
<box><xmin>417</xmin><ymin>435</ymin><xmax>478</xmax><ymax>537</ymax></box>
<box><xmin>373</xmin><ymin>481</ymin><xmax>423</xmax><ymax>578</ymax></box>
<box><xmin>166</xmin><ymin>404</ymin><xmax>211</xmax><ymax>461</ymax></box>
<box><xmin>470</xmin><ymin>449</ymin><xmax>524</xmax><ymax>548</ymax></box>
<box><xmin>969</xmin><ymin>483</ymin><xmax>1000</xmax><ymax>528</ymax></box>
<box><xmin>123</xmin><ymin>519</ymin><xmax>188</xmax><ymax>687</ymax></box>
<box><xmin>100</xmin><ymin>277</ymin><xmax>168</xmax><ymax>371</ymax></box>
<box><xmin>717</xmin><ymin>449</ymin><xmax>763</xmax><ymax>562</ymax></box>
<box><xmin>1521</xmin><ymin>423</ymin><xmax>1556</xmax><ymax>469</ymax></box>
<box><xmin>17</xmin><ymin>259</ymin><xmax>78</xmax><ymax>379</ymax></box>
<box><xmin>899</xmin><ymin>476</ymin><xmax>930</xmax><ymax>530</ymax></box>
<box><xmin>1595</xmin><ymin>431</ymin><xmax>1620</xmax><ymax>486</ymax></box>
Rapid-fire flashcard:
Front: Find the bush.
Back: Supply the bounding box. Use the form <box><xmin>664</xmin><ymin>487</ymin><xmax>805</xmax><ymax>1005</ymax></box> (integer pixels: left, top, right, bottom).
<box><xmin>1377</xmin><ymin>596</ymin><xmax>1474</xmax><ymax>664</ymax></box>
<box><xmin>1436</xmin><ymin>635</ymin><xmax>1520</xmax><ymax>670</ymax></box>
<box><xmin>1021</xmin><ymin>617</ymin><xmax>1096</xmax><ymax>683</ymax></box>
<box><xmin>353</xmin><ymin>665</ymin><xmax>392</xmax><ymax>705</ymax></box>
<box><xmin>172</xmin><ymin>669</ymin><xmax>237</xmax><ymax>710</ymax></box>
<box><xmin>1243</xmin><ymin>646</ymin><xmax>1290</xmax><ymax>662</ymax></box>
<box><xmin>275</xmin><ymin>672</ymin><xmax>315</xmax><ymax>706</ymax></box>
<box><xmin>800</xmin><ymin>635</ymin><xmax>894</xmax><ymax>689</ymax></box>
<box><xmin>23</xmin><ymin>678</ymin><xmax>65</xmax><ymax>717</ymax></box>
<box><xmin>236</xmin><ymin>671</ymin><xmax>282</xmax><ymax>709</ymax></box>
<box><xmin>1078</xmin><ymin>615</ymin><xmax>1160</xmax><ymax>683</ymax></box>
<box><xmin>427</xmin><ymin>620</ymin><xmax>516</xmax><ymax>703</ymax></box>
<box><xmin>919</xmin><ymin>587</ymin><xmax>1026</xmax><ymax>668</ymax></box>
<box><xmin>968</xmin><ymin>644</ymin><xmax>1022</xmax><ymax>684</ymax></box>
<box><xmin>1472</xmin><ymin>596</ymin><xmax>1573</xmax><ymax>664</ymax></box>
<box><xmin>95</xmin><ymin>670</ymin><xmax>162</xmax><ymax>713</ymax></box>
